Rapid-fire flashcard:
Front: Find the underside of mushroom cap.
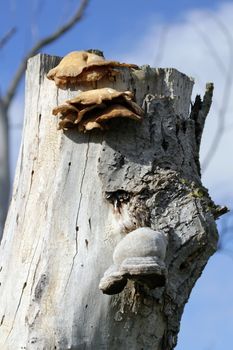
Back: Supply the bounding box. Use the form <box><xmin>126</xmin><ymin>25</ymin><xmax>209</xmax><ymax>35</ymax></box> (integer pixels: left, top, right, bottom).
<box><xmin>52</xmin><ymin>104</ymin><xmax>79</xmax><ymax>116</ymax></box>
<box><xmin>94</xmin><ymin>104</ymin><xmax>142</xmax><ymax>122</ymax></box>
<box><xmin>71</xmin><ymin>66</ymin><xmax>119</xmax><ymax>83</ymax></box>
<box><xmin>78</xmin><ymin>104</ymin><xmax>143</xmax><ymax>132</ymax></box>
<box><xmin>50</xmin><ymin>67</ymin><xmax>119</xmax><ymax>88</ymax></box>
<box><xmin>54</xmin><ymin>60</ymin><xmax>138</xmax><ymax>79</ymax></box>
<box><xmin>52</xmin><ymin>104</ymin><xmax>79</xmax><ymax>130</ymax></box>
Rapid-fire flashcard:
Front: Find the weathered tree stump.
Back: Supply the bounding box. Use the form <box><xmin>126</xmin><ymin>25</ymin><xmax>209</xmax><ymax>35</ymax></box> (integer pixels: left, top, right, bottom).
<box><xmin>0</xmin><ymin>54</ymin><xmax>223</xmax><ymax>349</ymax></box>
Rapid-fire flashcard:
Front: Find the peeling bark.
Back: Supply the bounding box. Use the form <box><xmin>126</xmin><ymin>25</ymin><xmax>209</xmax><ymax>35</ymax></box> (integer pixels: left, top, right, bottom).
<box><xmin>0</xmin><ymin>54</ymin><xmax>223</xmax><ymax>350</ymax></box>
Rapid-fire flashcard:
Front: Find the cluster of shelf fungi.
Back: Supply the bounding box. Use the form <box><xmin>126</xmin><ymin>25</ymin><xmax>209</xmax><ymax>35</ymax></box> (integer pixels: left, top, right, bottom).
<box><xmin>47</xmin><ymin>50</ymin><xmax>168</xmax><ymax>295</ymax></box>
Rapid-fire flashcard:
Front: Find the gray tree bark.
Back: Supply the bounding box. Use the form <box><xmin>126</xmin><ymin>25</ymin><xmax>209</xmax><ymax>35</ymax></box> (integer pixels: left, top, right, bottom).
<box><xmin>0</xmin><ymin>54</ymin><xmax>223</xmax><ymax>350</ymax></box>
<box><xmin>0</xmin><ymin>104</ymin><xmax>10</xmax><ymax>237</ymax></box>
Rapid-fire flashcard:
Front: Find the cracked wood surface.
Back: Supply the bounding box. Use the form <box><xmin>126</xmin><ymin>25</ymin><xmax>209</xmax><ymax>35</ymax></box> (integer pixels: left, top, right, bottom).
<box><xmin>0</xmin><ymin>54</ymin><xmax>219</xmax><ymax>350</ymax></box>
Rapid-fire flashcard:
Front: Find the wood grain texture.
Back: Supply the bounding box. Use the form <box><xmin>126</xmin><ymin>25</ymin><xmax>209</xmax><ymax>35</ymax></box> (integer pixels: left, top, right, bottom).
<box><xmin>0</xmin><ymin>54</ymin><xmax>218</xmax><ymax>350</ymax></box>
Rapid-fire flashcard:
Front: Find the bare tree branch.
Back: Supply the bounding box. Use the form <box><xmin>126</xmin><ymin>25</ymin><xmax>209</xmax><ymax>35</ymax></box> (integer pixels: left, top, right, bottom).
<box><xmin>3</xmin><ymin>0</ymin><xmax>89</xmax><ymax>109</ymax></box>
<box><xmin>0</xmin><ymin>27</ymin><xmax>16</xmax><ymax>51</ymax></box>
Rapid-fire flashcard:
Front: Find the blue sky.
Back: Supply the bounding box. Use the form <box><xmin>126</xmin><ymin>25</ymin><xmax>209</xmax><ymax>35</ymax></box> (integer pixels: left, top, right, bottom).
<box><xmin>1</xmin><ymin>1</ymin><xmax>233</xmax><ymax>349</ymax></box>
<box><xmin>0</xmin><ymin>0</ymin><xmax>228</xmax><ymax>91</ymax></box>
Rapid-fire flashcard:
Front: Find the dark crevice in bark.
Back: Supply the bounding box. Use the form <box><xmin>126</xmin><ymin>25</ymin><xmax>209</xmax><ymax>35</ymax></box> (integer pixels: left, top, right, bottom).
<box><xmin>64</xmin><ymin>136</ymin><xmax>90</xmax><ymax>294</ymax></box>
<box><xmin>4</xmin><ymin>282</ymin><xmax>27</xmax><ymax>343</ymax></box>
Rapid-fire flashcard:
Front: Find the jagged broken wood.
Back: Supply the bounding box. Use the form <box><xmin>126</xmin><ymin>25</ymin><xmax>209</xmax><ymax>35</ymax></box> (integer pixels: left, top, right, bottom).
<box><xmin>0</xmin><ymin>54</ymin><xmax>223</xmax><ymax>350</ymax></box>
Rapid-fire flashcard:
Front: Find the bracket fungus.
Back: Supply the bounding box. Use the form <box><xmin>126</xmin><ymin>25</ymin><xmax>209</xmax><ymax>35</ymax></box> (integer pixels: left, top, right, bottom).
<box><xmin>99</xmin><ymin>227</ymin><xmax>168</xmax><ymax>295</ymax></box>
<box><xmin>47</xmin><ymin>50</ymin><xmax>138</xmax><ymax>88</ymax></box>
<box><xmin>52</xmin><ymin>87</ymin><xmax>144</xmax><ymax>132</ymax></box>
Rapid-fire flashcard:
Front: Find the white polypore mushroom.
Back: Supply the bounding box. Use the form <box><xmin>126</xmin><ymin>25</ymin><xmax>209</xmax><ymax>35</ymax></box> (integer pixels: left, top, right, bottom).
<box><xmin>99</xmin><ymin>227</ymin><xmax>168</xmax><ymax>295</ymax></box>
<box><xmin>113</xmin><ymin>227</ymin><xmax>167</xmax><ymax>266</ymax></box>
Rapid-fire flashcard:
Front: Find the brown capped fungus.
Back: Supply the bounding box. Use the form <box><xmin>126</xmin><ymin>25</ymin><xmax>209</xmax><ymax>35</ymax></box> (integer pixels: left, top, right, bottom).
<box><xmin>52</xmin><ymin>87</ymin><xmax>144</xmax><ymax>132</ymax></box>
<box><xmin>47</xmin><ymin>51</ymin><xmax>138</xmax><ymax>88</ymax></box>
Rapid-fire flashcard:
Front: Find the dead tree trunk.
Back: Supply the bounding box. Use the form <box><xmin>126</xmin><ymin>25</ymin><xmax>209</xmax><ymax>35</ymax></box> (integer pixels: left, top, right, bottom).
<box><xmin>0</xmin><ymin>54</ymin><xmax>223</xmax><ymax>350</ymax></box>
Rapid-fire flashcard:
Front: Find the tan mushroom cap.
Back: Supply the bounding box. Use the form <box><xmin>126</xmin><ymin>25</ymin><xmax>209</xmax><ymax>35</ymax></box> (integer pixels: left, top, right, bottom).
<box><xmin>52</xmin><ymin>101</ymin><xmax>107</xmax><ymax>125</ymax></box>
<box><xmin>52</xmin><ymin>87</ymin><xmax>144</xmax><ymax>132</ymax></box>
<box><xmin>78</xmin><ymin>104</ymin><xmax>142</xmax><ymax>132</ymax></box>
<box><xmin>67</xmin><ymin>88</ymin><xmax>134</xmax><ymax>106</ymax></box>
<box><xmin>52</xmin><ymin>104</ymin><xmax>79</xmax><ymax>116</ymax></box>
<box><xmin>95</xmin><ymin>104</ymin><xmax>142</xmax><ymax>122</ymax></box>
<box><xmin>52</xmin><ymin>104</ymin><xmax>79</xmax><ymax>130</ymax></box>
<box><xmin>47</xmin><ymin>51</ymin><xmax>104</xmax><ymax>79</ymax></box>
<box><xmin>47</xmin><ymin>51</ymin><xmax>138</xmax><ymax>87</ymax></box>
<box><xmin>74</xmin><ymin>103</ymin><xmax>106</xmax><ymax>124</ymax></box>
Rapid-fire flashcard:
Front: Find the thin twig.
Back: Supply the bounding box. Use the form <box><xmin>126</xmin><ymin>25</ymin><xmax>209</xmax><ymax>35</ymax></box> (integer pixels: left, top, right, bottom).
<box><xmin>0</xmin><ymin>27</ymin><xmax>16</xmax><ymax>50</ymax></box>
<box><xmin>3</xmin><ymin>0</ymin><xmax>89</xmax><ymax>109</ymax></box>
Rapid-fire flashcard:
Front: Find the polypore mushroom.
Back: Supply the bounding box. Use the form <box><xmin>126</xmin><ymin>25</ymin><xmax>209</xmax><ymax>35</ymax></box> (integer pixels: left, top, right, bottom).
<box><xmin>47</xmin><ymin>51</ymin><xmax>138</xmax><ymax>88</ymax></box>
<box><xmin>78</xmin><ymin>105</ymin><xmax>142</xmax><ymax>132</ymax></box>
<box><xmin>67</xmin><ymin>87</ymin><xmax>134</xmax><ymax>106</ymax></box>
<box><xmin>52</xmin><ymin>87</ymin><xmax>144</xmax><ymax>131</ymax></box>
<box><xmin>52</xmin><ymin>104</ymin><xmax>79</xmax><ymax>130</ymax></box>
<box><xmin>99</xmin><ymin>227</ymin><xmax>168</xmax><ymax>295</ymax></box>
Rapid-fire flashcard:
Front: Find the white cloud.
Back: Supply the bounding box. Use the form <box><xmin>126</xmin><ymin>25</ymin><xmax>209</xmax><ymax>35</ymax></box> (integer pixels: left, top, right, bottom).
<box><xmin>118</xmin><ymin>2</ymin><xmax>233</xmax><ymax>206</ymax></box>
